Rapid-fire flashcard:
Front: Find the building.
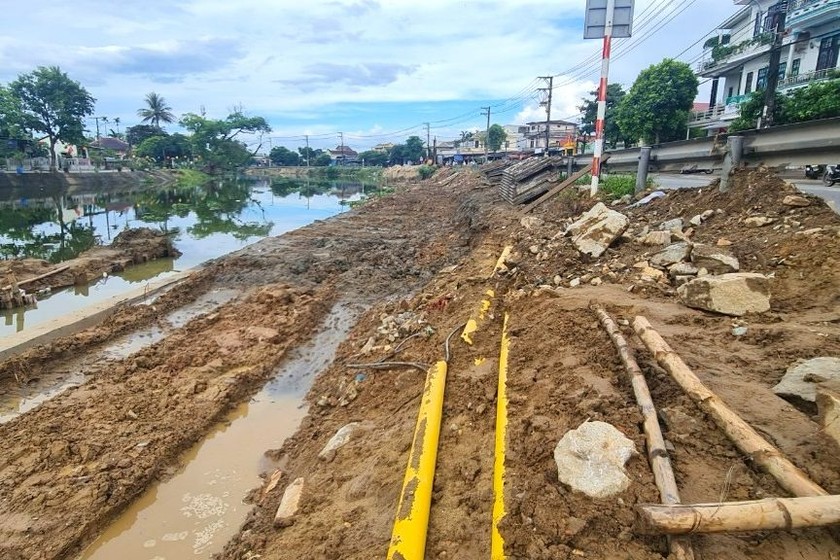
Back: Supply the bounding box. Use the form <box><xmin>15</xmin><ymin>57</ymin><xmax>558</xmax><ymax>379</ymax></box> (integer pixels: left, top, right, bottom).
<box><xmin>90</xmin><ymin>137</ymin><xmax>130</xmax><ymax>158</ymax></box>
<box><xmin>523</xmin><ymin>120</ymin><xmax>578</xmax><ymax>154</ymax></box>
<box><xmin>328</xmin><ymin>145</ymin><xmax>358</xmax><ymax>164</ymax></box>
<box><xmin>371</xmin><ymin>142</ymin><xmax>395</xmax><ymax>153</ymax></box>
<box><xmin>689</xmin><ymin>0</ymin><xmax>840</xmax><ymax>131</ymax></box>
<box><xmin>502</xmin><ymin>125</ymin><xmax>529</xmax><ymax>152</ymax></box>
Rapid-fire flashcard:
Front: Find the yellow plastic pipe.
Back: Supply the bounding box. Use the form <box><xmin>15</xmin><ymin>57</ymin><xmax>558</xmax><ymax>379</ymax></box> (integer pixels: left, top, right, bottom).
<box><xmin>387</xmin><ymin>360</ymin><xmax>448</xmax><ymax>560</ymax></box>
<box><xmin>491</xmin><ymin>313</ymin><xmax>510</xmax><ymax>559</ymax></box>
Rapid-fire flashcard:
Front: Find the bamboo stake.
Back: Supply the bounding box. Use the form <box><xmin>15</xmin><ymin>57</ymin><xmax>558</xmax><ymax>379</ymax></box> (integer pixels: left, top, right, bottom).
<box><xmin>593</xmin><ymin>305</ymin><xmax>694</xmax><ymax>560</ymax></box>
<box><xmin>632</xmin><ymin>315</ymin><xmax>828</xmax><ymax>498</ymax></box>
<box><xmin>635</xmin><ymin>495</ymin><xmax>840</xmax><ymax>535</ymax></box>
<box><xmin>1</xmin><ymin>265</ymin><xmax>71</xmax><ymax>291</ymax></box>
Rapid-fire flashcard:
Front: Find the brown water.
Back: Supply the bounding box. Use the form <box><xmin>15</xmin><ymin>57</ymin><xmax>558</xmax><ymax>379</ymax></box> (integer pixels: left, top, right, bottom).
<box><xmin>78</xmin><ymin>302</ymin><xmax>360</xmax><ymax>560</ymax></box>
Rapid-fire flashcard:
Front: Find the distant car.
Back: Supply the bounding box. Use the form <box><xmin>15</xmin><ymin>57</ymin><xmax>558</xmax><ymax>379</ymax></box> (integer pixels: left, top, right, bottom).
<box><xmin>680</xmin><ymin>164</ymin><xmax>713</xmax><ymax>174</ymax></box>
<box><xmin>805</xmin><ymin>164</ymin><xmax>826</xmax><ymax>179</ymax></box>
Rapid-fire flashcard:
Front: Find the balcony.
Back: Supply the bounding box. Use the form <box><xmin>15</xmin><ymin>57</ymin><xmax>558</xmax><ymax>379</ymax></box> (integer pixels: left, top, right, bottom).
<box><xmin>779</xmin><ymin>68</ymin><xmax>840</xmax><ymax>89</ymax></box>
<box><xmin>697</xmin><ymin>33</ymin><xmax>774</xmax><ymax>76</ymax></box>
<box><xmin>787</xmin><ymin>0</ymin><xmax>840</xmax><ymax>27</ymax></box>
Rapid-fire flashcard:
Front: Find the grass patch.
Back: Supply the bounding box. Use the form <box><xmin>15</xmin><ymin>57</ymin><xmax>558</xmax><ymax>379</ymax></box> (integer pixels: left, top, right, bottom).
<box><xmin>573</xmin><ymin>173</ymin><xmax>654</xmax><ymax>200</ymax></box>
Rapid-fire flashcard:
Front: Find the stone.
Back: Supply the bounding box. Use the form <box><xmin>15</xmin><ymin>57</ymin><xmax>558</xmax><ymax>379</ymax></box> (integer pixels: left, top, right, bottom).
<box><xmin>668</xmin><ymin>262</ymin><xmax>699</xmax><ymax>277</ymax></box>
<box><xmin>690</xmin><ymin>243</ymin><xmax>740</xmax><ymax>274</ymax></box>
<box><xmin>816</xmin><ymin>389</ymin><xmax>840</xmax><ymax>451</ymax></box>
<box><xmin>245</xmin><ymin>326</ymin><xmax>280</xmax><ymax>342</ymax></box>
<box><xmin>640</xmin><ymin>230</ymin><xmax>672</xmax><ymax>246</ymax></box>
<box><xmin>520</xmin><ymin>216</ymin><xmax>544</xmax><ymax>230</ymax></box>
<box><xmin>732</xmin><ymin>326</ymin><xmax>748</xmax><ymax>336</ymax></box>
<box><xmin>274</xmin><ymin>477</ymin><xmax>305</xmax><ymax>528</ymax></box>
<box><xmin>318</xmin><ymin>422</ymin><xmax>362</xmax><ymax>461</ymax></box>
<box><xmin>772</xmin><ymin>358</ymin><xmax>840</xmax><ymax>403</ymax></box>
<box><xmin>553</xmin><ymin>275</ymin><xmax>563</xmax><ymax>286</ymax></box>
<box><xmin>640</xmin><ymin>266</ymin><xmax>666</xmax><ymax>282</ymax></box>
<box><xmin>782</xmin><ymin>195</ymin><xmax>810</xmax><ymax>207</ymax></box>
<box><xmin>677</xmin><ymin>273</ymin><xmax>771</xmax><ymax>316</ymax></box>
<box><xmin>716</xmin><ymin>238</ymin><xmax>733</xmax><ymax>247</ymax></box>
<box><xmin>796</xmin><ymin>227</ymin><xmax>824</xmax><ymax>236</ymax></box>
<box><xmin>650</xmin><ymin>242</ymin><xmax>691</xmax><ymax>268</ymax></box>
<box><xmin>529</xmin><ymin>245</ymin><xmax>540</xmax><ymax>255</ymax></box>
<box><xmin>569</xmin><ymin>277</ymin><xmax>581</xmax><ymax>288</ymax></box>
<box><xmin>744</xmin><ymin>216</ymin><xmax>775</xmax><ymax>227</ymax></box>
<box><xmin>590</xmin><ymin>277</ymin><xmax>603</xmax><ymax>286</ymax></box>
<box><xmin>701</xmin><ymin>210</ymin><xmax>715</xmax><ymax>220</ymax></box>
<box><xmin>553</xmin><ymin>421</ymin><xmax>637</xmax><ymax>499</ymax></box>
<box><xmin>659</xmin><ymin>218</ymin><xmax>684</xmax><ymax>233</ymax></box>
<box><xmin>689</xmin><ymin>214</ymin><xmax>703</xmax><ymax>227</ymax></box>
<box><xmin>565</xmin><ymin>203</ymin><xmax>629</xmax><ymax>258</ymax></box>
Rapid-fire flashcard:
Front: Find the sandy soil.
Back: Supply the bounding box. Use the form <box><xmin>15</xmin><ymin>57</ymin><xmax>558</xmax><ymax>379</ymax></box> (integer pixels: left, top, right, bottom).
<box><xmin>2</xmin><ymin>167</ymin><xmax>840</xmax><ymax>560</ymax></box>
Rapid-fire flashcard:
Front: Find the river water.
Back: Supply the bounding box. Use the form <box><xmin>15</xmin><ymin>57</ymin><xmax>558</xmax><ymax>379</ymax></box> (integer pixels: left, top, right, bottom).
<box><xmin>0</xmin><ymin>175</ymin><xmax>371</xmax><ymax>336</ymax></box>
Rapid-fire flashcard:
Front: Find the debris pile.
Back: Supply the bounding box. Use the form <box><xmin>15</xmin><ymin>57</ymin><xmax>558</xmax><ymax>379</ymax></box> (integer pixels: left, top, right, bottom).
<box><xmin>499</xmin><ymin>156</ymin><xmax>565</xmax><ymax>204</ymax></box>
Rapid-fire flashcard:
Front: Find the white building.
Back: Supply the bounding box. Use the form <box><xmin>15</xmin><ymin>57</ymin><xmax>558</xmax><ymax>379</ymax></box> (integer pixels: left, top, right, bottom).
<box><xmin>523</xmin><ymin>120</ymin><xmax>578</xmax><ymax>154</ymax></box>
<box><xmin>690</xmin><ymin>0</ymin><xmax>840</xmax><ymax>131</ymax></box>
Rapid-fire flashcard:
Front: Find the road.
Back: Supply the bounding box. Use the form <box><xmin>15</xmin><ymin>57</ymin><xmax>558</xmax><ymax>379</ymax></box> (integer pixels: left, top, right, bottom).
<box><xmin>651</xmin><ymin>173</ymin><xmax>839</xmax><ymax>212</ymax></box>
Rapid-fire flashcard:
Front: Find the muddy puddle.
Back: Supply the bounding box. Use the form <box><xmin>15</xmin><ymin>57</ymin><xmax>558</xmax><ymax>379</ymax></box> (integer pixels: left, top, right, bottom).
<box><xmin>78</xmin><ymin>302</ymin><xmax>361</xmax><ymax>560</ymax></box>
<box><xmin>0</xmin><ymin>288</ymin><xmax>239</xmax><ymax>424</ymax></box>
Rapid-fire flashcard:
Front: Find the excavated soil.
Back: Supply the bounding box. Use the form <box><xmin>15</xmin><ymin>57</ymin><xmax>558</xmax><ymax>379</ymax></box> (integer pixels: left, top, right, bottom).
<box><xmin>2</xmin><ymin>167</ymin><xmax>840</xmax><ymax>560</ymax></box>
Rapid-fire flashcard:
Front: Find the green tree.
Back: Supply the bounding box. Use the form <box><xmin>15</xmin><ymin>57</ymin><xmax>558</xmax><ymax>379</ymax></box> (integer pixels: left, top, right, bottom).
<box><xmin>180</xmin><ymin>110</ymin><xmax>271</xmax><ymax>173</ymax></box>
<box><xmin>404</xmin><ymin>135</ymin><xmax>424</xmax><ymax>163</ymax></box>
<box><xmin>314</xmin><ymin>153</ymin><xmax>332</xmax><ymax>166</ymax></box>
<box><xmin>388</xmin><ymin>144</ymin><xmax>408</xmax><ymax>165</ymax></box>
<box><xmin>358</xmin><ymin>150</ymin><xmax>388</xmax><ymax>166</ymax></box>
<box><xmin>486</xmin><ymin>124</ymin><xmax>507</xmax><ymax>152</ymax></box>
<box><xmin>615</xmin><ymin>59</ymin><xmax>698</xmax><ymax>145</ymax></box>
<box><xmin>137</xmin><ymin>92</ymin><xmax>175</xmax><ymax>128</ymax></box>
<box><xmin>126</xmin><ymin>124</ymin><xmax>165</xmax><ymax>146</ymax></box>
<box><xmin>9</xmin><ymin>66</ymin><xmax>95</xmax><ymax>169</ymax></box>
<box><xmin>0</xmin><ymin>86</ymin><xmax>27</xmax><ymax>158</ymax></box>
<box><xmin>297</xmin><ymin>146</ymin><xmax>322</xmax><ymax>164</ymax></box>
<box><xmin>579</xmin><ymin>83</ymin><xmax>627</xmax><ymax>148</ymax></box>
<box><xmin>269</xmin><ymin>146</ymin><xmax>301</xmax><ymax>166</ymax></box>
<box><xmin>730</xmin><ymin>77</ymin><xmax>840</xmax><ymax>132</ymax></box>
<box><xmin>135</xmin><ymin>133</ymin><xmax>193</xmax><ymax>164</ymax></box>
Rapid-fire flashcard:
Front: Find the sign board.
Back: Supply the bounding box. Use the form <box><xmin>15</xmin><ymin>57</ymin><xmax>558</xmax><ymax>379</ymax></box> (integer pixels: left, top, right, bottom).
<box><xmin>584</xmin><ymin>0</ymin><xmax>635</xmax><ymax>39</ymax></box>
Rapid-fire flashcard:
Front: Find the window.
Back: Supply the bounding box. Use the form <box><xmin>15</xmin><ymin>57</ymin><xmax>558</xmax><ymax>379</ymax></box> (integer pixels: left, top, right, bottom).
<box><xmin>792</xmin><ymin>58</ymin><xmax>800</xmax><ymax>77</ymax></box>
<box><xmin>727</xmin><ymin>87</ymin><xmax>734</xmax><ymax>99</ymax></box>
<box><xmin>756</xmin><ymin>66</ymin><xmax>769</xmax><ymax>90</ymax></box>
<box><xmin>816</xmin><ymin>34</ymin><xmax>840</xmax><ymax>72</ymax></box>
<box><xmin>753</xmin><ymin>12</ymin><xmax>762</xmax><ymax>37</ymax></box>
<box><xmin>777</xmin><ymin>62</ymin><xmax>787</xmax><ymax>81</ymax></box>
<box><xmin>744</xmin><ymin>71</ymin><xmax>754</xmax><ymax>94</ymax></box>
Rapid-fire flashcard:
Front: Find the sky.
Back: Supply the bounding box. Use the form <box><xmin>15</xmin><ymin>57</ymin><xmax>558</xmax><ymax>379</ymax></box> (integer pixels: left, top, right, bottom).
<box><xmin>0</xmin><ymin>0</ymin><xmax>741</xmax><ymax>152</ymax></box>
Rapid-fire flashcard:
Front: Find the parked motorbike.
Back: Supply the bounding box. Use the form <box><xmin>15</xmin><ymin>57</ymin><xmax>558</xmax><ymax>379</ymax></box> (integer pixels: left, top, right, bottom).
<box><xmin>805</xmin><ymin>164</ymin><xmax>826</xmax><ymax>179</ymax></box>
<box><xmin>824</xmin><ymin>164</ymin><xmax>840</xmax><ymax>187</ymax></box>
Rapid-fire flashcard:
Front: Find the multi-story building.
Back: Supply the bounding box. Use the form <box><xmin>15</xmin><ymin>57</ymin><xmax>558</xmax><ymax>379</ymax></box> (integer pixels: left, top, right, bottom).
<box><xmin>689</xmin><ymin>0</ymin><xmax>840</xmax><ymax>131</ymax></box>
<box><xmin>523</xmin><ymin>120</ymin><xmax>578</xmax><ymax>154</ymax></box>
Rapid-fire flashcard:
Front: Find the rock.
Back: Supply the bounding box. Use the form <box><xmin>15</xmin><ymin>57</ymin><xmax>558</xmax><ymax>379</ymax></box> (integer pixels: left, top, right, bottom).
<box><xmin>672</xmin><ymin>275</ymin><xmax>695</xmax><ymax>287</ymax></box>
<box><xmin>569</xmin><ymin>277</ymin><xmax>581</xmax><ymax>288</ymax></box>
<box><xmin>732</xmin><ymin>326</ymin><xmax>748</xmax><ymax>336</ymax></box>
<box><xmin>744</xmin><ymin>216</ymin><xmax>775</xmax><ymax>227</ymax></box>
<box><xmin>640</xmin><ymin>267</ymin><xmax>666</xmax><ymax>282</ymax></box>
<box><xmin>553</xmin><ymin>275</ymin><xmax>563</xmax><ymax>286</ymax></box>
<box><xmin>640</xmin><ymin>230</ymin><xmax>672</xmax><ymax>246</ymax></box>
<box><xmin>529</xmin><ymin>245</ymin><xmax>540</xmax><ymax>255</ymax></box>
<box><xmin>772</xmin><ymin>358</ymin><xmax>840</xmax><ymax>403</ymax></box>
<box><xmin>318</xmin><ymin>422</ymin><xmax>362</xmax><ymax>461</ymax></box>
<box><xmin>520</xmin><ymin>216</ymin><xmax>544</xmax><ymax>230</ymax></box>
<box><xmin>274</xmin><ymin>477</ymin><xmax>305</xmax><ymax>528</ymax></box>
<box><xmin>716</xmin><ymin>238</ymin><xmax>733</xmax><ymax>247</ymax></box>
<box><xmin>701</xmin><ymin>210</ymin><xmax>715</xmax><ymax>220</ymax></box>
<box><xmin>565</xmin><ymin>203</ymin><xmax>630</xmax><ymax>258</ymax></box>
<box><xmin>245</xmin><ymin>326</ymin><xmax>280</xmax><ymax>342</ymax></box>
<box><xmin>565</xmin><ymin>517</ymin><xmax>588</xmax><ymax>536</ymax></box>
<box><xmin>650</xmin><ymin>242</ymin><xmax>691</xmax><ymax>268</ymax></box>
<box><xmin>816</xmin><ymin>389</ymin><xmax>840</xmax><ymax>450</ymax></box>
<box><xmin>659</xmin><ymin>218</ymin><xmax>684</xmax><ymax>233</ymax></box>
<box><xmin>690</xmin><ymin>244</ymin><xmax>740</xmax><ymax>274</ymax></box>
<box><xmin>782</xmin><ymin>195</ymin><xmax>810</xmax><ymax>207</ymax></box>
<box><xmin>796</xmin><ymin>227</ymin><xmax>824</xmax><ymax>236</ymax></box>
<box><xmin>677</xmin><ymin>273</ymin><xmax>771</xmax><ymax>316</ymax></box>
<box><xmin>668</xmin><ymin>262</ymin><xmax>699</xmax><ymax>277</ymax></box>
<box><xmin>553</xmin><ymin>421</ymin><xmax>637</xmax><ymax>499</ymax></box>
<box><xmin>632</xmin><ymin>260</ymin><xmax>649</xmax><ymax>269</ymax></box>
<box><xmin>689</xmin><ymin>214</ymin><xmax>703</xmax><ymax>227</ymax></box>
<box><xmin>590</xmin><ymin>277</ymin><xmax>603</xmax><ymax>286</ymax></box>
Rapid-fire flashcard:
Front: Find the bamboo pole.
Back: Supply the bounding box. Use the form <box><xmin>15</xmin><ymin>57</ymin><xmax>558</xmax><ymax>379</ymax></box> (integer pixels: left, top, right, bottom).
<box><xmin>635</xmin><ymin>495</ymin><xmax>840</xmax><ymax>535</ymax></box>
<box><xmin>1</xmin><ymin>265</ymin><xmax>71</xmax><ymax>291</ymax></box>
<box><xmin>593</xmin><ymin>305</ymin><xmax>694</xmax><ymax>560</ymax></box>
<box><xmin>632</xmin><ymin>316</ymin><xmax>828</xmax><ymax>498</ymax></box>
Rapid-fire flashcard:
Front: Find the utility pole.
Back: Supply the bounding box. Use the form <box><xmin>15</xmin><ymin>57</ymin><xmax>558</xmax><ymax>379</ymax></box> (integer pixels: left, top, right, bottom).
<box><xmin>590</xmin><ymin>0</ymin><xmax>616</xmax><ymax>196</ymax></box>
<box><xmin>339</xmin><ymin>132</ymin><xmax>344</xmax><ymax>166</ymax></box>
<box><xmin>481</xmin><ymin>106</ymin><xmax>491</xmax><ymax>162</ymax></box>
<box><xmin>759</xmin><ymin>4</ymin><xmax>787</xmax><ymax>128</ymax></box>
<box><xmin>538</xmin><ymin>76</ymin><xmax>554</xmax><ymax>157</ymax></box>
<box><xmin>305</xmin><ymin>135</ymin><xmax>310</xmax><ymax>167</ymax></box>
<box><xmin>433</xmin><ymin>136</ymin><xmax>437</xmax><ymax>165</ymax></box>
<box><xmin>424</xmin><ymin>122</ymin><xmax>431</xmax><ymax>162</ymax></box>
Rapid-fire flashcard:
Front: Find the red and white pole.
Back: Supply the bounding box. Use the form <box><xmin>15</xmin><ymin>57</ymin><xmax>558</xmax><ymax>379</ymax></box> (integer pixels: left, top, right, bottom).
<box><xmin>590</xmin><ymin>0</ymin><xmax>615</xmax><ymax>196</ymax></box>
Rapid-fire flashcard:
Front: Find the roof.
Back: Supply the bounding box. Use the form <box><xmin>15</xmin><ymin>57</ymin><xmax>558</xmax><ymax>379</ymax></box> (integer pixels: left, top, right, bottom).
<box><xmin>92</xmin><ymin>137</ymin><xmax>130</xmax><ymax>151</ymax></box>
<box><xmin>329</xmin><ymin>146</ymin><xmax>358</xmax><ymax>157</ymax></box>
<box><xmin>525</xmin><ymin>120</ymin><xmax>578</xmax><ymax>126</ymax></box>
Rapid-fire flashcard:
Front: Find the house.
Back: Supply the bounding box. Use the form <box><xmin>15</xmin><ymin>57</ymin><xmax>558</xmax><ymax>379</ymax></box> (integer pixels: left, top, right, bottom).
<box><xmin>502</xmin><ymin>125</ymin><xmax>529</xmax><ymax>152</ymax></box>
<box><xmin>371</xmin><ymin>142</ymin><xmax>395</xmax><ymax>153</ymax></box>
<box><xmin>90</xmin><ymin>136</ymin><xmax>130</xmax><ymax>158</ymax></box>
<box><xmin>689</xmin><ymin>0</ymin><xmax>840</xmax><ymax>132</ymax></box>
<box><xmin>328</xmin><ymin>145</ymin><xmax>358</xmax><ymax>164</ymax></box>
<box><xmin>523</xmin><ymin>120</ymin><xmax>578</xmax><ymax>154</ymax></box>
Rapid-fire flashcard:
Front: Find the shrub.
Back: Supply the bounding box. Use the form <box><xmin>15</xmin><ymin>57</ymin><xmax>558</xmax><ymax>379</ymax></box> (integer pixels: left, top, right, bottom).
<box><xmin>418</xmin><ymin>165</ymin><xmax>437</xmax><ymax>180</ymax></box>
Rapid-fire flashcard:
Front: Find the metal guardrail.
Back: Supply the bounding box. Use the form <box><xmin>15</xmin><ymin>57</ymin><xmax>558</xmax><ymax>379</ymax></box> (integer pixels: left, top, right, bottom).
<box><xmin>573</xmin><ymin>117</ymin><xmax>840</xmax><ymax>173</ymax></box>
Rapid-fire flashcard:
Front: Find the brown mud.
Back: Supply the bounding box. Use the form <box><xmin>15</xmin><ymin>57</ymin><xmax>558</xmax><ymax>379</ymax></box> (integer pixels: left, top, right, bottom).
<box><xmin>2</xmin><ymin>168</ymin><xmax>840</xmax><ymax>560</ymax></box>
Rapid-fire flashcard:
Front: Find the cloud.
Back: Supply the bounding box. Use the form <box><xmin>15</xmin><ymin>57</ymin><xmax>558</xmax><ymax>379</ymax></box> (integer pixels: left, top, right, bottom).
<box><xmin>92</xmin><ymin>38</ymin><xmax>246</xmax><ymax>78</ymax></box>
<box><xmin>283</xmin><ymin>62</ymin><xmax>418</xmax><ymax>91</ymax></box>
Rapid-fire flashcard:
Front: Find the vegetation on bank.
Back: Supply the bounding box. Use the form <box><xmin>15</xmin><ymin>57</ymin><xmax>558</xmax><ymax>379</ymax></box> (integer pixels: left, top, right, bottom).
<box><xmin>729</xmin><ymin>76</ymin><xmax>840</xmax><ymax>132</ymax></box>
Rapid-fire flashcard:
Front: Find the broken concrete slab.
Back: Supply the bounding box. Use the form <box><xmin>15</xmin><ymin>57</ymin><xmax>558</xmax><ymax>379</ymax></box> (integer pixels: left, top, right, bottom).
<box><xmin>677</xmin><ymin>273</ymin><xmax>770</xmax><ymax>316</ymax></box>
<box><xmin>650</xmin><ymin>242</ymin><xmax>691</xmax><ymax>268</ymax></box>
<box><xmin>319</xmin><ymin>422</ymin><xmax>362</xmax><ymax>461</ymax></box>
<box><xmin>668</xmin><ymin>262</ymin><xmax>699</xmax><ymax>278</ymax></box>
<box><xmin>639</xmin><ymin>230</ymin><xmax>672</xmax><ymax>246</ymax></box>
<box><xmin>565</xmin><ymin>203</ymin><xmax>629</xmax><ymax>258</ymax></box>
<box><xmin>274</xmin><ymin>477</ymin><xmax>305</xmax><ymax>528</ymax></box>
<box><xmin>772</xmin><ymin>357</ymin><xmax>840</xmax><ymax>403</ymax></box>
<box><xmin>553</xmin><ymin>421</ymin><xmax>637</xmax><ymax>499</ymax></box>
<box><xmin>690</xmin><ymin>243</ymin><xmax>740</xmax><ymax>274</ymax></box>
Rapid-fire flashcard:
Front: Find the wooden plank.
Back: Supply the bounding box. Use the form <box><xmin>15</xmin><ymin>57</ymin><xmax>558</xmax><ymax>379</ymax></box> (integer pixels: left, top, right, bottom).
<box><xmin>518</xmin><ymin>163</ymin><xmax>592</xmax><ymax>215</ymax></box>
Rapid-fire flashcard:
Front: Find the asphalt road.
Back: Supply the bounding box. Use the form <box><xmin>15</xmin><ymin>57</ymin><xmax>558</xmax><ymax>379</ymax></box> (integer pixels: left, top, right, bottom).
<box><xmin>651</xmin><ymin>173</ymin><xmax>840</xmax><ymax>212</ymax></box>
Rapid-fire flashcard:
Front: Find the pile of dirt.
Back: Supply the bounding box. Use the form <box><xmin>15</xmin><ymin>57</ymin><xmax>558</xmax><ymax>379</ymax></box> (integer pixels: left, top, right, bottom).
<box><xmin>2</xmin><ymin>167</ymin><xmax>840</xmax><ymax>560</ymax></box>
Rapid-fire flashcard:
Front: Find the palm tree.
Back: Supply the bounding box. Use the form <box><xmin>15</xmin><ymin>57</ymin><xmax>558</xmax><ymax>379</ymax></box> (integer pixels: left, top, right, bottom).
<box><xmin>137</xmin><ymin>92</ymin><xmax>175</xmax><ymax>129</ymax></box>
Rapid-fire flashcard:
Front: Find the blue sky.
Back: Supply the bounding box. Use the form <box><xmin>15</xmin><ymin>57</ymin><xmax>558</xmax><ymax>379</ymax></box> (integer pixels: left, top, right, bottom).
<box><xmin>0</xmin><ymin>0</ymin><xmax>739</xmax><ymax>152</ymax></box>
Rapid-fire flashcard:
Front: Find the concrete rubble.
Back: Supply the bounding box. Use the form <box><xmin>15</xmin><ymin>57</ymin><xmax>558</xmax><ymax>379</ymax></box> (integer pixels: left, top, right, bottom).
<box><xmin>677</xmin><ymin>272</ymin><xmax>771</xmax><ymax>316</ymax></box>
<box><xmin>563</xmin><ymin>203</ymin><xmax>630</xmax><ymax>258</ymax></box>
<box><xmin>772</xmin><ymin>357</ymin><xmax>840</xmax><ymax>403</ymax></box>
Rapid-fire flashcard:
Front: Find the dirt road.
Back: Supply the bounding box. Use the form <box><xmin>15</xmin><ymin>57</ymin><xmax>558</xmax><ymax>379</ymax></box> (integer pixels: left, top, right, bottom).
<box><xmin>2</xmin><ymin>167</ymin><xmax>840</xmax><ymax>560</ymax></box>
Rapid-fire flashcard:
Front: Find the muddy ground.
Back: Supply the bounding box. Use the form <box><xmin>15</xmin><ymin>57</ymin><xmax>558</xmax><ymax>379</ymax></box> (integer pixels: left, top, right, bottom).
<box><xmin>1</xmin><ymin>167</ymin><xmax>840</xmax><ymax>560</ymax></box>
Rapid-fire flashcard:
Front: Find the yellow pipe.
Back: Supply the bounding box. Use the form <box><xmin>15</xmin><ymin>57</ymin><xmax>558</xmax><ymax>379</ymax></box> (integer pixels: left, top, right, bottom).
<box><xmin>491</xmin><ymin>313</ymin><xmax>510</xmax><ymax>559</ymax></box>
<box><xmin>461</xmin><ymin>289</ymin><xmax>494</xmax><ymax>345</ymax></box>
<box><xmin>387</xmin><ymin>360</ymin><xmax>448</xmax><ymax>560</ymax></box>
